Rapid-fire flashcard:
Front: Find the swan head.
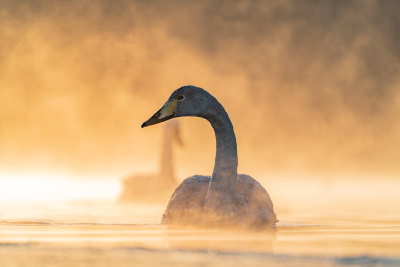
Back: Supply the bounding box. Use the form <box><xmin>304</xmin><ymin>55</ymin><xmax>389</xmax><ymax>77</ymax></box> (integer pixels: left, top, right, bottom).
<box><xmin>142</xmin><ymin>85</ymin><xmax>213</xmax><ymax>128</ymax></box>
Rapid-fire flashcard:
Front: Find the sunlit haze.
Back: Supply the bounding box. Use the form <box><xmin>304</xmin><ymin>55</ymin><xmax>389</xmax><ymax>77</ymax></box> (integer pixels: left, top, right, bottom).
<box><xmin>0</xmin><ymin>1</ymin><xmax>399</xmax><ymax>266</ymax></box>
<box><xmin>0</xmin><ymin>172</ymin><xmax>119</xmax><ymax>202</ymax></box>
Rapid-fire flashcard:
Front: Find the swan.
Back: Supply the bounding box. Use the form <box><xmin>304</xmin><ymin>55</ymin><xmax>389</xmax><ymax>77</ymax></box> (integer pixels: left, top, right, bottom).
<box><xmin>141</xmin><ymin>85</ymin><xmax>277</xmax><ymax>229</ymax></box>
<box><xmin>119</xmin><ymin>120</ymin><xmax>182</xmax><ymax>203</ymax></box>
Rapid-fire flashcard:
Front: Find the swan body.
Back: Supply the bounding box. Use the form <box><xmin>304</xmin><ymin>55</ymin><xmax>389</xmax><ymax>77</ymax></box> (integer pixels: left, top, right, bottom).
<box><xmin>162</xmin><ymin>174</ymin><xmax>276</xmax><ymax>228</ymax></box>
<box><xmin>141</xmin><ymin>85</ymin><xmax>277</xmax><ymax>229</ymax></box>
<box><xmin>119</xmin><ymin>120</ymin><xmax>181</xmax><ymax>203</ymax></box>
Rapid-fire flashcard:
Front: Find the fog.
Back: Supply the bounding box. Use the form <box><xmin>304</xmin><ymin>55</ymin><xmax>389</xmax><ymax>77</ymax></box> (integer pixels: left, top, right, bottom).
<box><xmin>1</xmin><ymin>3</ymin><xmax>400</xmax><ymax>265</ymax></box>
<box><xmin>1</xmin><ymin>0</ymin><xmax>399</xmax><ymax>180</ymax></box>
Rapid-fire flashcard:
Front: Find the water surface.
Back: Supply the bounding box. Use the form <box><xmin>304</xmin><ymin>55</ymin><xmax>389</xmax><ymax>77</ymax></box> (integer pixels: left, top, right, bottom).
<box><xmin>1</xmin><ymin>179</ymin><xmax>400</xmax><ymax>266</ymax></box>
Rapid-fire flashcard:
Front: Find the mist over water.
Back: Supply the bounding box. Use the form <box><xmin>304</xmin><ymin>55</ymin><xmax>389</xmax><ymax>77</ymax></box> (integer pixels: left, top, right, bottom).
<box><xmin>1</xmin><ymin>0</ymin><xmax>399</xmax><ymax>179</ymax></box>
<box><xmin>1</xmin><ymin>2</ymin><xmax>400</xmax><ymax>266</ymax></box>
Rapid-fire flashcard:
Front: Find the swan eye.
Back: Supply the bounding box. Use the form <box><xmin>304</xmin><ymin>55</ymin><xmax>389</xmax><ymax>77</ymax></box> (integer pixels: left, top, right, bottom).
<box><xmin>178</xmin><ymin>95</ymin><xmax>184</xmax><ymax>101</ymax></box>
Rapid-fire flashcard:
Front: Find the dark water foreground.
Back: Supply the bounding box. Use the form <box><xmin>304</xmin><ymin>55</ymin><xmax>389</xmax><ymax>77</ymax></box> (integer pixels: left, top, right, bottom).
<box><xmin>0</xmin><ymin>201</ymin><xmax>400</xmax><ymax>267</ymax></box>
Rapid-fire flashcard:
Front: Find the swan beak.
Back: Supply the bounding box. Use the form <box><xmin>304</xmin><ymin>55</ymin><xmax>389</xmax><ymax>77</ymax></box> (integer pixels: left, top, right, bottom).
<box><xmin>141</xmin><ymin>99</ymin><xmax>177</xmax><ymax>128</ymax></box>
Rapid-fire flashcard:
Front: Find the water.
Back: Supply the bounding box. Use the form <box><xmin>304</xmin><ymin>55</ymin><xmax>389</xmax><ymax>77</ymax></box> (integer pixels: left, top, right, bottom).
<box><xmin>1</xmin><ymin>179</ymin><xmax>400</xmax><ymax>266</ymax></box>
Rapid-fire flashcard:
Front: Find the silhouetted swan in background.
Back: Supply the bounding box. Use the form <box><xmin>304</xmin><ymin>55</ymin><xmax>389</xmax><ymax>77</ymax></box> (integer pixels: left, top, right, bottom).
<box><xmin>119</xmin><ymin>120</ymin><xmax>182</xmax><ymax>203</ymax></box>
<box><xmin>142</xmin><ymin>85</ymin><xmax>277</xmax><ymax>229</ymax></box>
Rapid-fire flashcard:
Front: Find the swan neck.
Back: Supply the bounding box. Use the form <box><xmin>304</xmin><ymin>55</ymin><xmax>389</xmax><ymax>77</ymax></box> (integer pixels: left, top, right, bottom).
<box><xmin>208</xmin><ymin>105</ymin><xmax>238</xmax><ymax>184</ymax></box>
<box><xmin>203</xmin><ymin>100</ymin><xmax>238</xmax><ymax>220</ymax></box>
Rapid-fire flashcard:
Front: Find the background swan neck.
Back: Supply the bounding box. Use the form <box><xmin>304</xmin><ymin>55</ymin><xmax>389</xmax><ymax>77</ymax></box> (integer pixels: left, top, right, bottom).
<box><xmin>158</xmin><ymin>129</ymin><xmax>176</xmax><ymax>182</ymax></box>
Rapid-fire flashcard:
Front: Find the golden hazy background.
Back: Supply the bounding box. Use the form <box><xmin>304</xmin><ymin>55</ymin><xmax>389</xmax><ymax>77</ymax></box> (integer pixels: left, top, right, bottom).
<box><xmin>1</xmin><ymin>0</ymin><xmax>399</xmax><ymax>182</ymax></box>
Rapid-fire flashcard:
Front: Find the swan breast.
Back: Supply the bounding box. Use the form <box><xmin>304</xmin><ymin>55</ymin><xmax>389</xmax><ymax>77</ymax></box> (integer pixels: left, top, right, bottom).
<box><xmin>162</xmin><ymin>174</ymin><xmax>277</xmax><ymax>229</ymax></box>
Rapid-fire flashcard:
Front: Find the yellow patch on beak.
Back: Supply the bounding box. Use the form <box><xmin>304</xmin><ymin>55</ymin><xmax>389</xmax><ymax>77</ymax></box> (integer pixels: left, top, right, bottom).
<box><xmin>159</xmin><ymin>99</ymin><xmax>177</xmax><ymax>119</ymax></box>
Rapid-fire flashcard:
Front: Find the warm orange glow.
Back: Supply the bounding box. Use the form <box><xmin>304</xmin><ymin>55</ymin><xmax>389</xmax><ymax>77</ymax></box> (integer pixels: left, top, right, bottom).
<box><xmin>0</xmin><ymin>1</ymin><xmax>399</xmax><ymax>178</ymax></box>
<box><xmin>0</xmin><ymin>172</ymin><xmax>120</xmax><ymax>203</ymax></box>
<box><xmin>1</xmin><ymin>1</ymin><xmax>399</xmax><ymax>265</ymax></box>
